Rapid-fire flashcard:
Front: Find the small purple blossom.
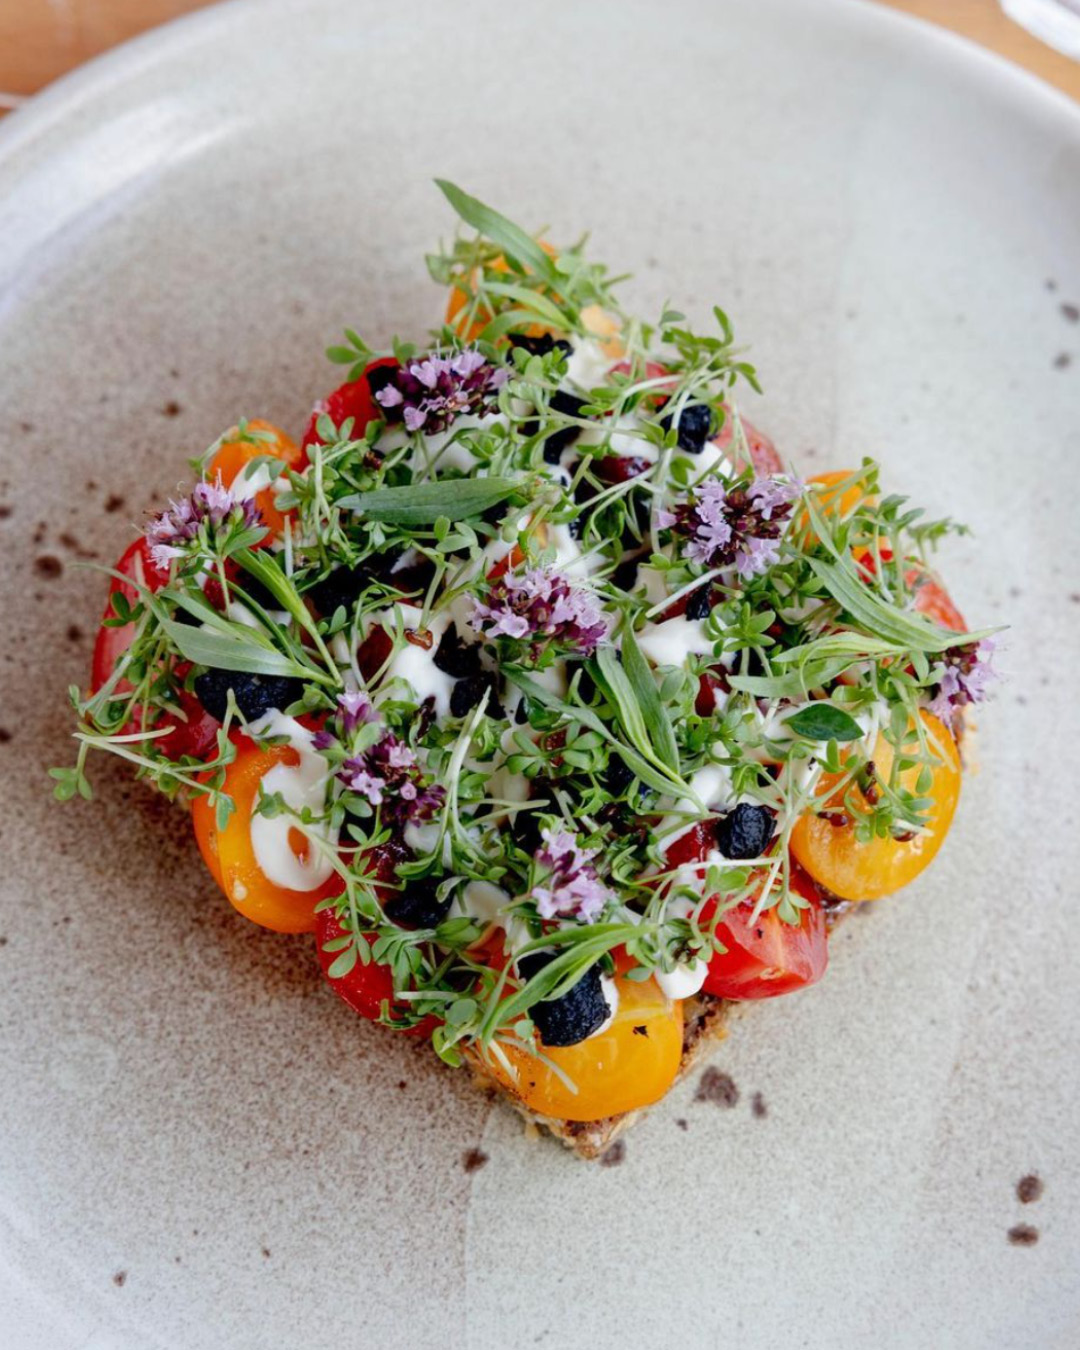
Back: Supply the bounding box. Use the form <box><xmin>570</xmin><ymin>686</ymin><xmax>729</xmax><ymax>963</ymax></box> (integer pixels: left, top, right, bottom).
<box><xmin>664</xmin><ymin>475</ymin><xmax>803</xmax><ymax>580</ymax></box>
<box><xmin>532</xmin><ymin>825</ymin><xmax>613</xmax><ymax>923</ymax></box>
<box><xmin>339</xmin><ymin>730</ymin><xmax>444</xmax><ymax>825</ymax></box>
<box><xmin>468</xmin><ymin>566</ymin><xmax>607</xmax><ymax>658</ymax></box>
<box><xmin>929</xmin><ymin>639</ymin><xmax>997</xmax><ymax>726</ymax></box>
<box><xmin>145</xmin><ymin>474</ymin><xmax>262</xmax><ymax>571</ymax></box>
<box><xmin>373</xmin><ymin>347</ymin><xmax>508</xmax><ymax>435</ymax></box>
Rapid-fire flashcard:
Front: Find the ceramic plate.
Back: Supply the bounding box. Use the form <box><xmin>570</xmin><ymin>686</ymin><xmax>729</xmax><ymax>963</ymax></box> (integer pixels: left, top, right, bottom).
<box><xmin>1</xmin><ymin>1</ymin><xmax>1078</xmax><ymax>1345</ymax></box>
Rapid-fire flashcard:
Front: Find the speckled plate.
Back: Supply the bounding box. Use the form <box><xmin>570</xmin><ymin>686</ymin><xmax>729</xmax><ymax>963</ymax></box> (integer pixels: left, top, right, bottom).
<box><xmin>1</xmin><ymin>1</ymin><xmax>1078</xmax><ymax>1345</ymax></box>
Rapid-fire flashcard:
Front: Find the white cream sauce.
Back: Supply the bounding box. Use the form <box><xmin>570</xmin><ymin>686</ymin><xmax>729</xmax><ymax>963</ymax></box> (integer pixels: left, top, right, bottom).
<box><xmin>373</xmin><ymin>604</ymin><xmax>457</xmax><ymax>716</ymax></box>
<box><xmin>247</xmin><ymin>711</ymin><xmax>337</xmax><ymax>893</ymax></box>
<box><xmin>656</xmin><ymin>959</ymin><xmax>708</xmax><ymax>1000</ymax></box>
<box><xmin>637</xmin><ymin>613</ymin><xmax>717</xmax><ymax>667</ymax></box>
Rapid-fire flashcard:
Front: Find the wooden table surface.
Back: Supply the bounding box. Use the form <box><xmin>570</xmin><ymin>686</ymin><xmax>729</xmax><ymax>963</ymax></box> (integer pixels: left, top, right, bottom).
<box><xmin>0</xmin><ymin>0</ymin><xmax>1077</xmax><ymax>115</ymax></box>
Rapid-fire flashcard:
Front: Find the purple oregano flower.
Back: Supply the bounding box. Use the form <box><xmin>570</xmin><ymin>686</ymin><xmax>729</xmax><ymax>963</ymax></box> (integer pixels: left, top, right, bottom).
<box><xmin>929</xmin><ymin>639</ymin><xmax>996</xmax><ymax>727</ymax></box>
<box><xmin>468</xmin><ymin>565</ymin><xmax>607</xmax><ymax>657</ymax></box>
<box><xmin>145</xmin><ymin>475</ymin><xmax>262</xmax><ymax>571</ymax></box>
<box><xmin>374</xmin><ymin>347</ymin><xmax>508</xmax><ymax>435</ymax></box>
<box><xmin>340</xmin><ymin>732</ymin><xmax>445</xmax><ymax>825</ymax></box>
<box><xmin>316</xmin><ymin>690</ymin><xmax>444</xmax><ymax>825</ymax></box>
<box><xmin>659</xmin><ymin>475</ymin><xmax>803</xmax><ymax>580</ymax></box>
<box><xmin>532</xmin><ymin>825</ymin><xmax>613</xmax><ymax>923</ymax></box>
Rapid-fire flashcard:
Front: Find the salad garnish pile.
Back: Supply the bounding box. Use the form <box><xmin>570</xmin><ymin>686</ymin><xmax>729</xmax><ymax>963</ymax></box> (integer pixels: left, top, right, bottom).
<box><xmin>55</xmin><ymin>181</ymin><xmax>997</xmax><ymax>1125</ymax></box>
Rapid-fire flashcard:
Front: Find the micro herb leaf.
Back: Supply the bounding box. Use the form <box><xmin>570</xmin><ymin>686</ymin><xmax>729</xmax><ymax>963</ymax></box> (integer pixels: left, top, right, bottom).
<box><xmin>785</xmin><ymin>704</ymin><xmax>864</xmax><ymax>743</ymax></box>
<box><xmin>508</xmin><ymin>669</ymin><xmax>688</xmax><ymax>798</ymax></box>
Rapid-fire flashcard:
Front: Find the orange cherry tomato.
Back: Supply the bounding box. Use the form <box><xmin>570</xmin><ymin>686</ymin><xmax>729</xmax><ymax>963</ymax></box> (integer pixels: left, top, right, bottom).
<box><xmin>790</xmin><ymin>710</ymin><xmax>961</xmax><ymax>901</ymax></box>
<box><xmin>797</xmin><ymin>468</ymin><xmax>874</xmax><ymax>545</ymax></box>
<box><xmin>484</xmin><ymin>972</ymin><xmax>684</xmax><ymax>1122</ymax></box>
<box><xmin>445</xmin><ymin>243</ymin><xmax>558</xmax><ymax>342</ymax></box>
<box><xmin>206</xmin><ymin>419</ymin><xmax>304</xmax><ymax>536</ymax></box>
<box><xmin>192</xmin><ymin>735</ymin><xmax>341</xmax><ymax>933</ymax></box>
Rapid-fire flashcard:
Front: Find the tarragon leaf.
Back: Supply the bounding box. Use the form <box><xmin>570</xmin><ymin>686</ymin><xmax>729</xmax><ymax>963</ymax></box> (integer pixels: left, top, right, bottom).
<box><xmin>339</xmin><ymin>477</ymin><xmax>525</xmax><ymax>524</ymax></box>
<box><xmin>435</xmin><ymin>180</ymin><xmax>562</xmax><ymax>289</ymax></box>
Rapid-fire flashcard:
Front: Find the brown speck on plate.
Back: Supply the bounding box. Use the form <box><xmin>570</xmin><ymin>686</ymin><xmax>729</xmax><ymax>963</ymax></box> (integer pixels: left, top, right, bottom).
<box><xmin>1007</xmin><ymin>1224</ymin><xmax>1039</xmax><ymax>1247</ymax></box>
<box><xmin>112</xmin><ymin>1271</ymin><xmax>127</xmax><ymax>1287</ymax></box>
<box><xmin>0</xmin><ymin>505</ymin><xmax>11</xmax><ymax>520</ymax></box>
<box><xmin>162</xmin><ymin>399</ymin><xmax>182</xmax><ymax>417</ymax></box>
<box><xmin>1017</xmin><ymin>1174</ymin><xmax>1044</xmax><ymax>1204</ymax></box>
<box><xmin>261</xmin><ymin>1247</ymin><xmax>271</xmax><ymax>1259</ymax></box>
<box><xmin>462</xmin><ymin>1147</ymin><xmax>489</xmax><ymax>1174</ymax></box>
<box><xmin>675</xmin><ymin>1118</ymin><xmax>688</xmax><ymax>1131</ymax></box>
<box><xmin>694</xmin><ymin>1066</ymin><xmax>739</xmax><ymax>1108</ymax></box>
<box><xmin>599</xmin><ymin>1140</ymin><xmax>625</xmax><ymax>1167</ymax></box>
<box><xmin>104</xmin><ymin>494</ymin><xmax>126</xmax><ymax>513</ymax></box>
<box><xmin>1053</xmin><ymin>352</ymin><xmax>1072</xmax><ymax>369</ymax></box>
<box><xmin>751</xmin><ymin>1091</ymin><xmax>768</xmax><ymax>1118</ymax></box>
<box><xmin>34</xmin><ymin>555</ymin><xmax>62</xmax><ymax>579</ymax></box>
<box><xmin>1062</xmin><ymin>302</ymin><xmax>1079</xmax><ymax>323</ymax></box>
<box><xmin>0</xmin><ymin>729</ymin><xmax>11</xmax><ymax>744</ymax></box>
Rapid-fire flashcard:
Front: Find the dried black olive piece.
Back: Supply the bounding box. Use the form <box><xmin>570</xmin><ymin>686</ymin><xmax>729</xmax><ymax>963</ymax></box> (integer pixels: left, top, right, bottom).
<box><xmin>365</xmin><ymin>361</ymin><xmax>400</xmax><ymax>408</ymax></box>
<box><xmin>383</xmin><ymin>880</ymin><xmax>453</xmax><ymax>929</ymax></box>
<box><xmin>305</xmin><ymin>554</ymin><xmax>401</xmax><ymax>617</ymax></box>
<box><xmin>713</xmin><ymin>803</ymin><xmax>775</xmax><ymax>860</ymax></box>
<box><xmin>450</xmin><ymin>671</ymin><xmax>504</xmax><ymax>719</ymax></box>
<box><xmin>517</xmin><ymin>952</ymin><xmax>611</xmax><ymax>1047</ymax></box>
<box><xmin>523</xmin><ymin>389</ymin><xmax>588</xmax><ymax>464</ymax></box>
<box><xmin>433</xmin><ymin>624</ymin><xmax>486</xmax><ymax>679</ymax></box>
<box><xmin>510</xmin><ymin>780</ymin><xmax>550</xmax><ymax>855</ymax></box>
<box><xmin>508</xmin><ymin>333</ymin><xmax>573</xmax><ymax>360</ymax></box>
<box><xmin>685</xmin><ymin>585</ymin><xmax>713</xmax><ymax>622</ymax></box>
<box><xmin>604</xmin><ymin>755</ymin><xmax>635</xmax><ymax>797</ymax></box>
<box><xmin>660</xmin><ymin>402</ymin><xmax>713</xmax><ymax>454</ymax></box>
<box><xmin>611</xmin><ymin>552</ymin><xmax>643</xmax><ymax>595</ymax></box>
<box><xmin>193</xmin><ymin>670</ymin><xmax>304</xmax><ymax>723</ymax></box>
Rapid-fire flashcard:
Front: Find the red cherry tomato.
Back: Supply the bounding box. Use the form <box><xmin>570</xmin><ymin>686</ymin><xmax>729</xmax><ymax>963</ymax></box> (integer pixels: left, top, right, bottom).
<box><xmin>316</xmin><ymin>905</ymin><xmax>399</xmax><ymax>1020</ymax></box>
<box><xmin>908</xmin><ymin>562</ymin><xmax>967</xmax><ymax>633</ymax></box>
<box><xmin>302</xmin><ymin>357</ymin><xmax>400</xmax><ymax>450</ymax></box>
<box><xmin>91</xmin><ymin>538</ymin><xmax>168</xmax><ymax>693</ymax></box>
<box><xmin>315</xmin><ymin>844</ymin><xmax>439</xmax><ymax>1035</ymax></box>
<box><xmin>665</xmin><ymin>826</ymin><xmax>828</xmax><ymax>999</ymax></box>
<box><xmin>91</xmin><ymin>538</ymin><xmax>220</xmax><ymax>759</ymax></box>
<box><xmin>713</xmin><ymin>411</ymin><xmax>783</xmax><ymax>476</ymax></box>
<box><xmin>699</xmin><ymin>882</ymin><xmax>828</xmax><ymax>1000</ymax></box>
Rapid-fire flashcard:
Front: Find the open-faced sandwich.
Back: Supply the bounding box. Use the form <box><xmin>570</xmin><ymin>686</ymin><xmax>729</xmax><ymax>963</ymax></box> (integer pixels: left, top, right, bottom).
<box><xmin>56</xmin><ymin>182</ymin><xmax>996</xmax><ymax>1158</ymax></box>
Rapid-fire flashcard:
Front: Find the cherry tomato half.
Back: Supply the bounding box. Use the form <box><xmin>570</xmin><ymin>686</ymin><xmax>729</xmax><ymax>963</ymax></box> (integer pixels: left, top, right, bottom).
<box><xmin>790</xmin><ymin>710</ymin><xmax>961</xmax><ymax>902</ymax></box>
<box><xmin>301</xmin><ymin>357</ymin><xmax>400</xmax><ymax>450</ymax></box>
<box><xmin>192</xmin><ymin>735</ymin><xmax>341</xmax><ymax>933</ymax></box>
<box><xmin>90</xmin><ymin>538</ymin><xmax>219</xmax><ymax>760</ymax></box>
<box><xmin>315</xmin><ymin>902</ymin><xmax>438</xmax><ymax>1037</ymax></box>
<box><xmin>700</xmin><ymin>875</ymin><xmax>828</xmax><ymax>1000</ymax></box>
<box><xmin>207</xmin><ymin>419</ymin><xmax>304</xmax><ymax>536</ymax></box>
<box><xmin>484</xmin><ymin>972</ymin><xmax>683</xmax><ymax>1122</ymax></box>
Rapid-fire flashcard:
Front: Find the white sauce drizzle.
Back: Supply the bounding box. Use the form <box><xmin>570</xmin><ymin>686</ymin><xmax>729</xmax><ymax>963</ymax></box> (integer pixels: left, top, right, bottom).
<box><xmin>656</xmin><ymin>959</ymin><xmax>708</xmax><ymax>1001</ymax></box>
<box><xmin>637</xmin><ymin>613</ymin><xmax>717</xmax><ymax>667</ymax></box>
<box><xmin>247</xmin><ymin>711</ymin><xmax>337</xmax><ymax>893</ymax></box>
<box><xmin>374</xmin><ymin>604</ymin><xmax>457</xmax><ymax>716</ymax></box>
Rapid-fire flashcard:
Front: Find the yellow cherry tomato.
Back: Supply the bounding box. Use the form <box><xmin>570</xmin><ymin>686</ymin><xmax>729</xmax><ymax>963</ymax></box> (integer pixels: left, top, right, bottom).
<box><xmin>790</xmin><ymin>710</ymin><xmax>961</xmax><ymax>901</ymax></box>
<box><xmin>484</xmin><ymin>973</ymin><xmax>684</xmax><ymax>1122</ymax></box>
<box><xmin>192</xmin><ymin>736</ymin><xmax>340</xmax><ymax>933</ymax></box>
<box><xmin>207</xmin><ymin>419</ymin><xmax>304</xmax><ymax>536</ymax></box>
